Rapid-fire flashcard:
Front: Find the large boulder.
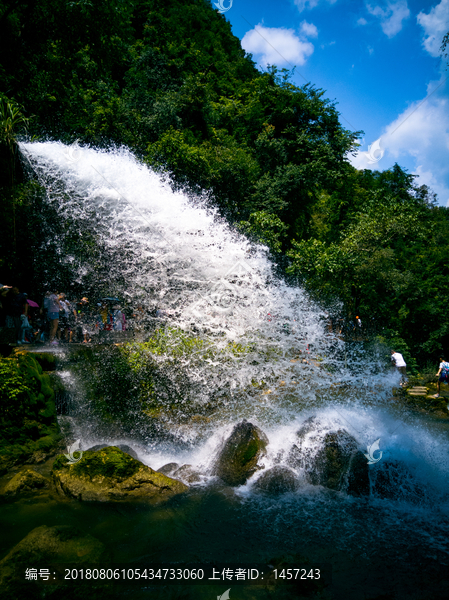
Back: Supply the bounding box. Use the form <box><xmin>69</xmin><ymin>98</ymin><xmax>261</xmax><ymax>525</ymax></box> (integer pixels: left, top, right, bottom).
<box><xmin>213</xmin><ymin>421</ymin><xmax>268</xmax><ymax>486</ymax></box>
<box><xmin>2</xmin><ymin>469</ymin><xmax>49</xmax><ymax>497</ymax></box>
<box><xmin>287</xmin><ymin>417</ymin><xmax>369</xmax><ymax>496</ymax></box>
<box><xmin>253</xmin><ymin>466</ymin><xmax>299</xmax><ymax>496</ymax></box>
<box><xmin>87</xmin><ymin>443</ymin><xmax>139</xmax><ymax>460</ymax></box>
<box><xmin>51</xmin><ymin>446</ymin><xmax>188</xmax><ymax>503</ymax></box>
<box><xmin>0</xmin><ymin>525</ymin><xmax>108</xmax><ymax>598</ymax></box>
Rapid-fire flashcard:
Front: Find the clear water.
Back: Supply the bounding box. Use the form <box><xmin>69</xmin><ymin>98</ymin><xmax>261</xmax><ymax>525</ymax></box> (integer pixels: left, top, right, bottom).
<box><xmin>11</xmin><ymin>141</ymin><xmax>449</xmax><ymax>599</ymax></box>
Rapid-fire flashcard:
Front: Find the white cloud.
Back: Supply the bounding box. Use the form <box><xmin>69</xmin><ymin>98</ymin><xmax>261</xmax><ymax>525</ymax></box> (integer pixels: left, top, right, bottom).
<box><xmin>294</xmin><ymin>0</ymin><xmax>337</xmax><ymax>13</ymax></box>
<box><xmin>242</xmin><ymin>24</ymin><xmax>315</xmax><ymax>67</ymax></box>
<box><xmin>300</xmin><ymin>20</ymin><xmax>319</xmax><ymax>38</ymax></box>
<box><xmin>349</xmin><ymin>78</ymin><xmax>449</xmax><ymax>205</ymax></box>
<box><xmin>366</xmin><ymin>1</ymin><xmax>410</xmax><ymax>38</ymax></box>
<box><xmin>417</xmin><ymin>0</ymin><xmax>449</xmax><ymax>57</ymax></box>
<box><xmin>357</xmin><ymin>17</ymin><xmax>368</xmax><ymax>25</ymax></box>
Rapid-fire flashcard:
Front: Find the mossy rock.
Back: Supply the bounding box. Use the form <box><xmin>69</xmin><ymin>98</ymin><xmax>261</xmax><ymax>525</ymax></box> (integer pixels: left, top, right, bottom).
<box><xmin>213</xmin><ymin>420</ymin><xmax>268</xmax><ymax>486</ymax></box>
<box><xmin>16</xmin><ymin>354</ymin><xmax>55</xmax><ymax>406</ymax></box>
<box><xmin>86</xmin><ymin>444</ymin><xmax>138</xmax><ymax>460</ymax></box>
<box><xmin>2</xmin><ymin>469</ymin><xmax>49</xmax><ymax>497</ymax></box>
<box><xmin>0</xmin><ymin>525</ymin><xmax>109</xmax><ymax>599</ymax></box>
<box><xmin>29</xmin><ymin>352</ymin><xmax>58</xmax><ymax>371</ymax></box>
<box><xmin>52</xmin><ymin>446</ymin><xmax>188</xmax><ymax>503</ymax></box>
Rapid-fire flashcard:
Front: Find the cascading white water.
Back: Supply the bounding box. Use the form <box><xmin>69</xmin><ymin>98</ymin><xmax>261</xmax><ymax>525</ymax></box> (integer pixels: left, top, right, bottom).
<box><xmin>20</xmin><ymin>142</ymin><xmax>380</xmax><ymax>383</ymax></box>
<box><xmin>20</xmin><ymin>142</ymin><xmax>449</xmax><ymax>509</ymax></box>
<box><xmin>13</xmin><ymin>140</ymin><xmax>449</xmax><ymax>600</ymax></box>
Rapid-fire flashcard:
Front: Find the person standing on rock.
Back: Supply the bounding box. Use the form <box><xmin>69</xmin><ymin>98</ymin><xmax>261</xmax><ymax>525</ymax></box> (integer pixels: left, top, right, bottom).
<box><xmin>433</xmin><ymin>355</ymin><xmax>449</xmax><ymax>398</ymax></box>
<box><xmin>391</xmin><ymin>349</ymin><xmax>407</xmax><ymax>386</ymax></box>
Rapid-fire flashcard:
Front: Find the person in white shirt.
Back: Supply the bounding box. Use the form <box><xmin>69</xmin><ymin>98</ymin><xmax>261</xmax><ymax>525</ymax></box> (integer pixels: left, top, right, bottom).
<box><xmin>391</xmin><ymin>350</ymin><xmax>407</xmax><ymax>385</ymax></box>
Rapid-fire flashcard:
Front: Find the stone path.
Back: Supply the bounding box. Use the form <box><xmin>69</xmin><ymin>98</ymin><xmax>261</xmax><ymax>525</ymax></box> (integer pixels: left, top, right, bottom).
<box><xmin>407</xmin><ymin>386</ymin><xmax>429</xmax><ymax>397</ymax></box>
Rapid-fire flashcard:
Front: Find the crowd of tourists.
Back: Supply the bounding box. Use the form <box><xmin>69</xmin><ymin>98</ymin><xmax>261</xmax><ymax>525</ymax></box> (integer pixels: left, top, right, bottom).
<box><xmin>0</xmin><ymin>285</ymin><xmax>128</xmax><ymax>346</ymax></box>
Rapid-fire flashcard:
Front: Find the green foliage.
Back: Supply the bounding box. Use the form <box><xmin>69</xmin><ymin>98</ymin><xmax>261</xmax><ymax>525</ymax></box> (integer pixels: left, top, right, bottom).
<box><xmin>238</xmin><ymin>211</ymin><xmax>288</xmax><ymax>253</ymax></box>
<box><xmin>0</xmin><ymin>354</ymin><xmax>60</xmax><ymax>474</ymax></box>
<box><xmin>124</xmin><ymin>327</ymin><xmax>208</xmax><ymax>363</ymax></box>
<box><xmin>0</xmin><ymin>354</ymin><xmax>55</xmax><ymax>431</ymax></box>
<box><xmin>0</xmin><ymin>97</ymin><xmax>28</xmax><ymax>149</ymax></box>
<box><xmin>123</xmin><ymin>326</ymin><xmax>253</xmax><ymax>365</ymax></box>
<box><xmin>0</xmin><ymin>0</ymin><xmax>448</xmax><ymax>368</ymax></box>
<box><xmin>287</xmin><ymin>166</ymin><xmax>449</xmax><ymax>363</ymax></box>
<box><xmin>0</xmin><ymin>358</ymin><xmax>31</xmax><ymax>405</ymax></box>
<box><xmin>441</xmin><ymin>31</ymin><xmax>449</xmax><ymax>65</ymax></box>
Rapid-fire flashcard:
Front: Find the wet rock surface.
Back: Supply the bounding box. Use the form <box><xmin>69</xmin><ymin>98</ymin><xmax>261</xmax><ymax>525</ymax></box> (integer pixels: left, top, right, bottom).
<box><xmin>213</xmin><ymin>420</ymin><xmax>268</xmax><ymax>486</ymax></box>
<box><xmin>157</xmin><ymin>462</ymin><xmax>180</xmax><ymax>475</ymax></box>
<box><xmin>1</xmin><ymin>468</ymin><xmax>49</xmax><ymax>497</ymax></box>
<box><xmin>51</xmin><ymin>446</ymin><xmax>188</xmax><ymax>503</ymax></box>
<box><xmin>0</xmin><ymin>525</ymin><xmax>109</xmax><ymax>598</ymax></box>
<box><xmin>172</xmin><ymin>464</ymin><xmax>202</xmax><ymax>484</ymax></box>
<box><xmin>253</xmin><ymin>466</ymin><xmax>299</xmax><ymax>495</ymax></box>
<box><xmin>346</xmin><ymin>450</ymin><xmax>371</xmax><ymax>497</ymax></box>
<box><xmin>287</xmin><ymin>416</ymin><xmax>369</xmax><ymax>496</ymax></box>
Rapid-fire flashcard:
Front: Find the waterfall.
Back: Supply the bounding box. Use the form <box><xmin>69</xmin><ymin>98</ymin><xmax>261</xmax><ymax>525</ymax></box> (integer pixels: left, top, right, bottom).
<box><xmin>20</xmin><ymin>142</ymin><xmax>449</xmax><ymax>514</ymax></box>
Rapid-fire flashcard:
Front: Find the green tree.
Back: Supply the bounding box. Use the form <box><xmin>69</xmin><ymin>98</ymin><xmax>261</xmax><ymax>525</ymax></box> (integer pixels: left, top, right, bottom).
<box><xmin>0</xmin><ymin>97</ymin><xmax>28</xmax><ymax>250</ymax></box>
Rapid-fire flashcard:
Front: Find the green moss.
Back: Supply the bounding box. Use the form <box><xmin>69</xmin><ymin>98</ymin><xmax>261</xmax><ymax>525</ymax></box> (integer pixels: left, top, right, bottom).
<box><xmin>242</xmin><ymin>439</ymin><xmax>259</xmax><ymax>463</ymax></box>
<box><xmin>30</xmin><ymin>352</ymin><xmax>57</xmax><ymax>371</ymax></box>
<box><xmin>54</xmin><ymin>447</ymin><xmax>141</xmax><ymax>481</ymax></box>
<box><xmin>215</xmin><ymin>422</ymin><xmax>268</xmax><ymax>486</ymax></box>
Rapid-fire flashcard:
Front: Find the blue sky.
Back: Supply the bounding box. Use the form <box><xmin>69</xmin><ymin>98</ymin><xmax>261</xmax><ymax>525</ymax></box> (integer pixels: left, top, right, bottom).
<box><xmin>219</xmin><ymin>0</ymin><xmax>449</xmax><ymax>205</ymax></box>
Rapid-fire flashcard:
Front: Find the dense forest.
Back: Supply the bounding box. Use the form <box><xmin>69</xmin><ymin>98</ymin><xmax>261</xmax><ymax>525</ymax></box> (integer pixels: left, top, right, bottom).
<box><xmin>1</xmin><ymin>0</ymin><xmax>449</xmax><ymax>367</ymax></box>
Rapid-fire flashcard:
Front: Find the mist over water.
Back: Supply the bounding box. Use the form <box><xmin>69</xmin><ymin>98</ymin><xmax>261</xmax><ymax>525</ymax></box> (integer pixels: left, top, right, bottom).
<box><xmin>20</xmin><ymin>142</ymin><xmax>449</xmax><ymax>568</ymax></box>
